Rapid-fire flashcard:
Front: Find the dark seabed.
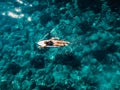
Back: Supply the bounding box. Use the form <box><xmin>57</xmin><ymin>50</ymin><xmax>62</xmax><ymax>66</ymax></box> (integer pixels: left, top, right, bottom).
<box><xmin>0</xmin><ymin>0</ymin><xmax>120</xmax><ymax>90</ymax></box>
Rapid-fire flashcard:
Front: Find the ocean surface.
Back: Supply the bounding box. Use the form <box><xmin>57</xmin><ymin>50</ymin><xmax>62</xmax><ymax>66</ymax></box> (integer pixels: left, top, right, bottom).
<box><xmin>0</xmin><ymin>0</ymin><xmax>120</xmax><ymax>90</ymax></box>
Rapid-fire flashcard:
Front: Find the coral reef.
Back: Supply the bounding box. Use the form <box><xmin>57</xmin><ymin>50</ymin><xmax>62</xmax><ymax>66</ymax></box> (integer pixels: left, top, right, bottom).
<box><xmin>0</xmin><ymin>0</ymin><xmax>120</xmax><ymax>90</ymax></box>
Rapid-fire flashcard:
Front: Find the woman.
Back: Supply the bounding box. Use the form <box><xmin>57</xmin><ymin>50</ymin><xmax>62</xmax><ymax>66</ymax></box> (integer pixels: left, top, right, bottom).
<box><xmin>37</xmin><ymin>37</ymin><xmax>70</xmax><ymax>48</ymax></box>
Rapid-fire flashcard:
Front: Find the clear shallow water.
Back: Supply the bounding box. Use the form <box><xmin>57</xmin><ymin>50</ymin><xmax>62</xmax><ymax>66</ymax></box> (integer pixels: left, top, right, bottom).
<box><xmin>0</xmin><ymin>0</ymin><xmax>120</xmax><ymax>90</ymax></box>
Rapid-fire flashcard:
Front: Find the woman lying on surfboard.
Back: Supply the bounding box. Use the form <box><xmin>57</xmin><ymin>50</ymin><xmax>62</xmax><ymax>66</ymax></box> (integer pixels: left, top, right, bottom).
<box><xmin>37</xmin><ymin>37</ymin><xmax>70</xmax><ymax>48</ymax></box>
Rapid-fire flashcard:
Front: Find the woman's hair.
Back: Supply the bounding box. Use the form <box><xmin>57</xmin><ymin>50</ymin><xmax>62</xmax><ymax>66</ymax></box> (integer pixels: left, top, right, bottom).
<box><xmin>45</xmin><ymin>41</ymin><xmax>54</xmax><ymax>46</ymax></box>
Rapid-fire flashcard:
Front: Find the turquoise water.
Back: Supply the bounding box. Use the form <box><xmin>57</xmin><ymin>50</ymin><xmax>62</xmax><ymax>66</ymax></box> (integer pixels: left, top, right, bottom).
<box><xmin>0</xmin><ymin>0</ymin><xmax>120</xmax><ymax>90</ymax></box>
